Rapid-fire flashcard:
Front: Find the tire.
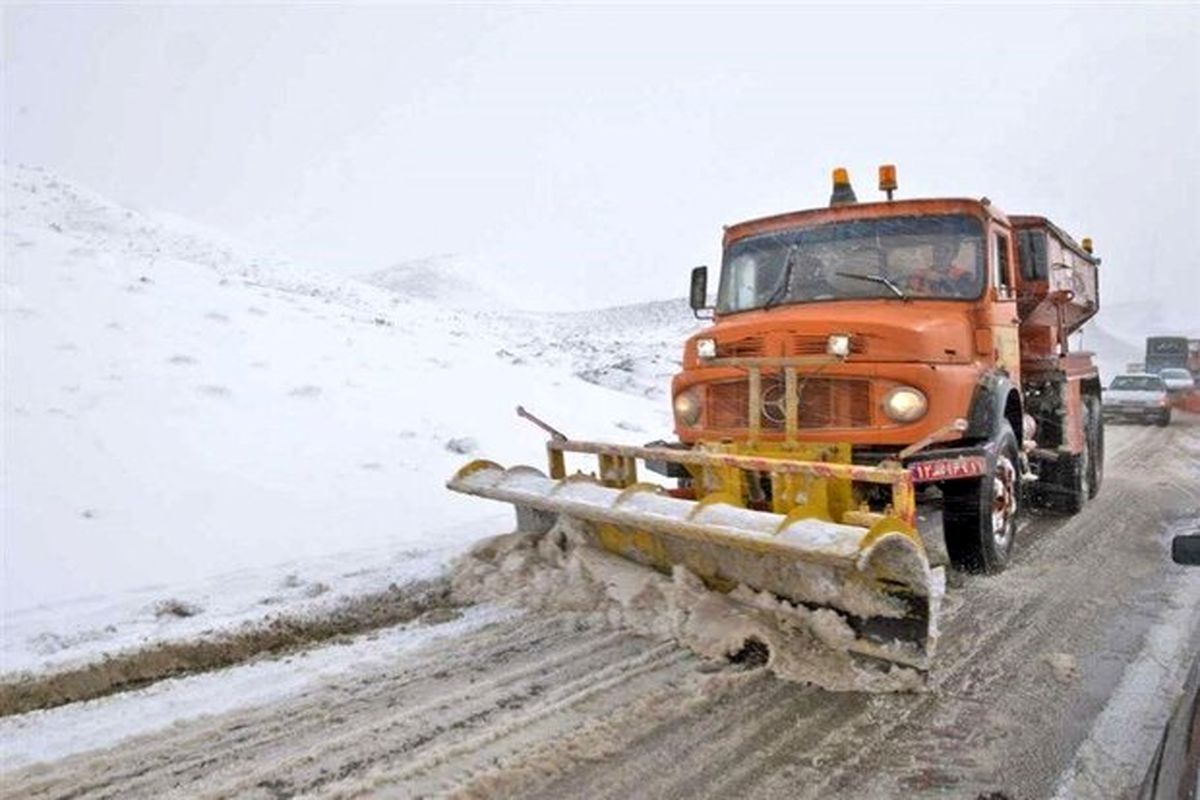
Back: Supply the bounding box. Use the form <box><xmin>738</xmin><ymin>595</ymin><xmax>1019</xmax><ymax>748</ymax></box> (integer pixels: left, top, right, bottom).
<box><xmin>944</xmin><ymin>422</ymin><xmax>1021</xmax><ymax>574</ymax></box>
<box><xmin>1028</xmin><ymin>402</ymin><xmax>1094</xmax><ymax>514</ymax></box>
<box><xmin>1085</xmin><ymin>396</ymin><xmax>1103</xmax><ymax>499</ymax></box>
<box><xmin>1048</xmin><ymin>398</ymin><xmax>1095</xmax><ymax>514</ymax></box>
<box><xmin>1156</xmin><ymin>410</ymin><xmax>1171</xmax><ymax>427</ymax></box>
<box><xmin>1062</xmin><ymin>448</ymin><xmax>1089</xmax><ymax>515</ymax></box>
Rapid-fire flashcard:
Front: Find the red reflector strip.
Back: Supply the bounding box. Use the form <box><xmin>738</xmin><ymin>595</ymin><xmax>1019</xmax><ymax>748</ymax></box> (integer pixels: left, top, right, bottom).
<box><xmin>909</xmin><ymin>455</ymin><xmax>988</xmax><ymax>483</ymax></box>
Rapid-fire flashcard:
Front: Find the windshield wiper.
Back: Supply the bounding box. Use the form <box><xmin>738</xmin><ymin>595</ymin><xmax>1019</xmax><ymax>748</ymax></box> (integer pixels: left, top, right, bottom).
<box><xmin>836</xmin><ymin>271</ymin><xmax>908</xmax><ymax>300</ymax></box>
<box><xmin>763</xmin><ymin>246</ymin><xmax>798</xmax><ymax>310</ymax></box>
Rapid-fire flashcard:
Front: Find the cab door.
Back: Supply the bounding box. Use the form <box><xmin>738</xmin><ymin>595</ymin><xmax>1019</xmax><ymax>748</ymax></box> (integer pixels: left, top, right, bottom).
<box><xmin>982</xmin><ymin>226</ymin><xmax>1021</xmax><ymax>383</ymax></box>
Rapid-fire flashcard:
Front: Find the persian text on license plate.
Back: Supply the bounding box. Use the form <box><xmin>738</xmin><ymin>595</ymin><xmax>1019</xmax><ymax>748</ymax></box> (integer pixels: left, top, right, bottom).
<box><xmin>910</xmin><ymin>455</ymin><xmax>988</xmax><ymax>483</ymax></box>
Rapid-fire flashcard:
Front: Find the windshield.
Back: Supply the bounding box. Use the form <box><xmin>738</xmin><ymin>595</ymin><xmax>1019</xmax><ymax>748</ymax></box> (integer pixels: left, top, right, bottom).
<box><xmin>1147</xmin><ymin>338</ymin><xmax>1188</xmax><ymax>355</ymax></box>
<box><xmin>1111</xmin><ymin>376</ymin><xmax>1165</xmax><ymax>391</ymax></box>
<box><xmin>717</xmin><ymin>214</ymin><xmax>985</xmax><ymax>313</ymax></box>
<box><xmin>1161</xmin><ymin>369</ymin><xmax>1192</xmax><ymax>379</ymax></box>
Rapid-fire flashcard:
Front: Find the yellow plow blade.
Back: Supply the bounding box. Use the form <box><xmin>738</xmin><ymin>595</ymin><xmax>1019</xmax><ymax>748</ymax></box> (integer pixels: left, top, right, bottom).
<box><xmin>449</xmin><ymin>451</ymin><xmax>941</xmax><ymax>674</ymax></box>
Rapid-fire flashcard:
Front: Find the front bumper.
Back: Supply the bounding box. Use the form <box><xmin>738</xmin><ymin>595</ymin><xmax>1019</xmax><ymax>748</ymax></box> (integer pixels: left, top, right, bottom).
<box><xmin>1103</xmin><ymin>404</ymin><xmax>1167</xmax><ymax>420</ymax></box>
<box><xmin>647</xmin><ymin>440</ymin><xmax>995</xmax><ymax>485</ymax></box>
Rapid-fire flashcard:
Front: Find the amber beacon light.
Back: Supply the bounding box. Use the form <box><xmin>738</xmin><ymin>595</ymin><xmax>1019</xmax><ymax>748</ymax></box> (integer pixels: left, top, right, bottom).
<box><xmin>829</xmin><ymin>167</ymin><xmax>858</xmax><ymax>206</ymax></box>
<box><xmin>879</xmin><ymin>164</ymin><xmax>898</xmax><ymax>200</ymax></box>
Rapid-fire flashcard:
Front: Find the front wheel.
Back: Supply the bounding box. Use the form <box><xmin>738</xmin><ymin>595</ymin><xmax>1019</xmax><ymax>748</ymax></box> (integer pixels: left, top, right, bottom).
<box><xmin>944</xmin><ymin>423</ymin><xmax>1021</xmax><ymax>574</ymax></box>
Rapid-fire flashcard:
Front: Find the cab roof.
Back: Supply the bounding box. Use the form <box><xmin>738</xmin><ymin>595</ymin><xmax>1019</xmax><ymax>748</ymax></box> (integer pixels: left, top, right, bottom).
<box><xmin>723</xmin><ymin>197</ymin><xmax>1007</xmax><ymax>247</ymax></box>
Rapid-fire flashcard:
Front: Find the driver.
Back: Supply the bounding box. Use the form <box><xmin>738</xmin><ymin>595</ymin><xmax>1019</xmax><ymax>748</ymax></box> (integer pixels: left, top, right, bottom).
<box><xmin>795</xmin><ymin>253</ymin><xmax>836</xmax><ymax>299</ymax></box>
<box><xmin>908</xmin><ymin>239</ymin><xmax>973</xmax><ymax>295</ymax></box>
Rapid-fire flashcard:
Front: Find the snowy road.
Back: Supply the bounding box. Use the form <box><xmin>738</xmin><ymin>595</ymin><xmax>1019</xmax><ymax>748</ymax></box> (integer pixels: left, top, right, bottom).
<box><xmin>3</xmin><ymin>418</ymin><xmax>1199</xmax><ymax>799</ymax></box>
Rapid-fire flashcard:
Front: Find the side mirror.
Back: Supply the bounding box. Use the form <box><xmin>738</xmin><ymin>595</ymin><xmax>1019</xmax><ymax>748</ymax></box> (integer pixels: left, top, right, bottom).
<box><xmin>1171</xmin><ymin>535</ymin><xmax>1200</xmax><ymax>566</ymax></box>
<box><xmin>689</xmin><ymin>266</ymin><xmax>713</xmax><ymax>319</ymax></box>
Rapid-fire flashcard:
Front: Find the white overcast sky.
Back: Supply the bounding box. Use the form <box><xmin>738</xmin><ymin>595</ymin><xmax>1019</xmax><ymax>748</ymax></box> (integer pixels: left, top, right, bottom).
<box><xmin>3</xmin><ymin>3</ymin><xmax>1198</xmax><ymax>311</ymax></box>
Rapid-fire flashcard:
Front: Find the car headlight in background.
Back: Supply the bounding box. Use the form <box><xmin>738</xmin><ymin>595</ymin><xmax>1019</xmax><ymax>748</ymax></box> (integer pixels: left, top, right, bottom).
<box><xmin>695</xmin><ymin>338</ymin><xmax>717</xmax><ymax>359</ymax></box>
<box><xmin>673</xmin><ymin>389</ymin><xmax>702</xmax><ymax>426</ymax></box>
<box><xmin>882</xmin><ymin>386</ymin><xmax>927</xmax><ymax>422</ymax></box>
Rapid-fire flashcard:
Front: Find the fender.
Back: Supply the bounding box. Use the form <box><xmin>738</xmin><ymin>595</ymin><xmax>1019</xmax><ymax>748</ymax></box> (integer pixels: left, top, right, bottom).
<box><xmin>965</xmin><ymin>371</ymin><xmax>1023</xmax><ymax>446</ymax></box>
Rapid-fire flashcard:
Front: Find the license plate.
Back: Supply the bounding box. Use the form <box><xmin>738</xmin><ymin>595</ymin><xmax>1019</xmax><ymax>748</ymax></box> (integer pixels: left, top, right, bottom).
<box><xmin>910</xmin><ymin>455</ymin><xmax>988</xmax><ymax>483</ymax></box>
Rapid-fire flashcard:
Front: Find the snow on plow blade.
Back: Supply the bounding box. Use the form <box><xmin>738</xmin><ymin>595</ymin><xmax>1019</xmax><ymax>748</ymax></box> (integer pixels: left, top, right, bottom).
<box><xmin>448</xmin><ymin>441</ymin><xmax>941</xmax><ymax>675</ymax></box>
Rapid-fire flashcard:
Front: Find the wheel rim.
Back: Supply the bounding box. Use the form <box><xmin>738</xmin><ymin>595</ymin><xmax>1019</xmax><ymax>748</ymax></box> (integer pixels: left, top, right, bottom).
<box><xmin>991</xmin><ymin>454</ymin><xmax>1018</xmax><ymax>548</ymax></box>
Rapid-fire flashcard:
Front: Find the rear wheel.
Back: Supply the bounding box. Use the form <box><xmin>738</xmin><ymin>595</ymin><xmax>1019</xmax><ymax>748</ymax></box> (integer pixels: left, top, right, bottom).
<box><xmin>944</xmin><ymin>422</ymin><xmax>1021</xmax><ymax>574</ymax></box>
<box><xmin>1060</xmin><ymin>444</ymin><xmax>1089</xmax><ymax>515</ymax></box>
<box><xmin>1042</xmin><ymin>400</ymin><xmax>1095</xmax><ymax>514</ymax></box>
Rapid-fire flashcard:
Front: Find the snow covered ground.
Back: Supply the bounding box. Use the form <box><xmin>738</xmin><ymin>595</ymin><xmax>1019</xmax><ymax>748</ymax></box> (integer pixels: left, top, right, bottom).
<box><xmin>1</xmin><ymin>164</ymin><xmax>696</xmax><ymax>677</ymax></box>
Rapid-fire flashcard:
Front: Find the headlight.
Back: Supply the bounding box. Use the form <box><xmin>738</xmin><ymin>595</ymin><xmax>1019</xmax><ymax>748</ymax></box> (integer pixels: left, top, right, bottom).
<box><xmin>695</xmin><ymin>338</ymin><xmax>717</xmax><ymax>359</ymax></box>
<box><xmin>673</xmin><ymin>389</ymin><xmax>702</xmax><ymax>426</ymax></box>
<box><xmin>882</xmin><ymin>386</ymin><xmax>927</xmax><ymax>423</ymax></box>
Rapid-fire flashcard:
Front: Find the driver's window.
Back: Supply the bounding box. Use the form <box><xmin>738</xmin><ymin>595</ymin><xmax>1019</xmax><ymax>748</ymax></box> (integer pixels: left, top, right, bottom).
<box><xmin>730</xmin><ymin>254</ymin><xmax>759</xmax><ymax>309</ymax></box>
<box><xmin>993</xmin><ymin>232</ymin><xmax>1013</xmax><ymax>297</ymax></box>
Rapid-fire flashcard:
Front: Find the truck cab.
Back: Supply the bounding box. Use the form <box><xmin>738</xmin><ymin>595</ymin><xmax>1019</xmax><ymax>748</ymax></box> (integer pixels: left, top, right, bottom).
<box><xmin>673</xmin><ymin>167</ymin><xmax>1103</xmax><ymax>573</ymax></box>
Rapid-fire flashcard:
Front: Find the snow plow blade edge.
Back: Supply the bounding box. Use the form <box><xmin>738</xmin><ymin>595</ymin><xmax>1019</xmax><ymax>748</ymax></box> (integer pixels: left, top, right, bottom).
<box><xmin>448</xmin><ymin>444</ymin><xmax>941</xmax><ymax>671</ymax></box>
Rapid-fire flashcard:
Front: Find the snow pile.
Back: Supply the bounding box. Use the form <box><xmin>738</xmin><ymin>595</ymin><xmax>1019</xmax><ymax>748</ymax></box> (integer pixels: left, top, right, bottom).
<box><xmin>451</xmin><ymin>522</ymin><xmax>927</xmax><ymax>693</ymax></box>
<box><xmin>1</xmin><ymin>164</ymin><xmax>688</xmax><ymax>673</ymax></box>
<box><xmin>1</xmin><ymin>541</ymin><xmax>457</xmax><ymax>677</ymax></box>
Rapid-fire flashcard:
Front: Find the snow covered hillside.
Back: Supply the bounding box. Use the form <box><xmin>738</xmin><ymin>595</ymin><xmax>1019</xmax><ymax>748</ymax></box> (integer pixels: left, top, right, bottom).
<box><xmin>1084</xmin><ymin>300</ymin><xmax>1197</xmax><ymax>381</ymax></box>
<box><xmin>1</xmin><ymin>165</ymin><xmax>697</xmax><ymax>673</ymax></box>
<box><xmin>362</xmin><ymin>260</ymin><xmax>694</xmax><ymax>402</ymax></box>
<box><xmin>365</xmin><ymin>255</ymin><xmax>534</xmax><ymax>310</ymax></box>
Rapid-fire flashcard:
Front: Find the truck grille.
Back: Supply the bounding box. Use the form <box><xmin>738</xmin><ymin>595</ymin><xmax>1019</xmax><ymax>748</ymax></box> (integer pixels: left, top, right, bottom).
<box><xmin>715</xmin><ymin>336</ymin><xmax>766</xmax><ymax>358</ymax></box>
<box><xmin>707</xmin><ymin>377</ymin><xmax>872</xmax><ymax>430</ymax></box>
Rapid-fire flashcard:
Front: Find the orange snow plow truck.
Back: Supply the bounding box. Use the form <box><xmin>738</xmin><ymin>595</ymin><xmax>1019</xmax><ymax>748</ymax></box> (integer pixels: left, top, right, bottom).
<box><xmin>449</xmin><ymin>166</ymin><xmax>1103</xmax><ymax>674</ymax></box>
